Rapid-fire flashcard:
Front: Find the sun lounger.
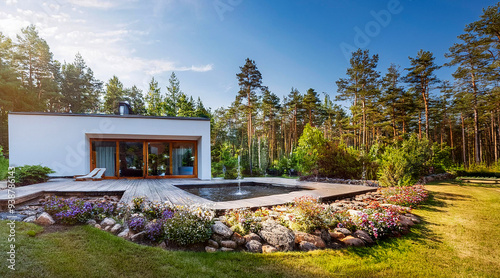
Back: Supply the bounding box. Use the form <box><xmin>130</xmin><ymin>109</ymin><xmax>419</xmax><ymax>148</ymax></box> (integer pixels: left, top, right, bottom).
<box><xmin>75</xmin><ymin>168</ymin><xmax>106</xmax><ymax>181</ymax></box>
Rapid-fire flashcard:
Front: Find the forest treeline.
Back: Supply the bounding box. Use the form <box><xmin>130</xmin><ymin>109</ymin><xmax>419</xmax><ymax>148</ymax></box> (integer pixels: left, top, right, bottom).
<box><xmin>0</xmin><ymin>25</ymin><xmax>210</xmax><ymax>151</ymax></box>
<box><xmin>0</xmin><ymin>4</ymin><xmax>499</xmax><ymax>178</ymax></box>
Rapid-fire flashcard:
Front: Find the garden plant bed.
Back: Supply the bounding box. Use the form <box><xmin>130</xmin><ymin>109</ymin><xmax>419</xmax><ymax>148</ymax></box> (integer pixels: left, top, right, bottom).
<box><xmin>22</xmin><ymin>185</ymin><xmax>428</xmax><ymax>254</ymax></box>
<box><xmin>2</xmin><ymin>181</ymin><xmax>499</xmax><ymax>277</ymax></box>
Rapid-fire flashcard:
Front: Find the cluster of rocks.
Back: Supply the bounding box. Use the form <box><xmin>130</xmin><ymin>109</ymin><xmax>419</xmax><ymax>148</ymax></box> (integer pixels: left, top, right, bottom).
<box><xmin>328</xmin><ymin>191</ymin><xmax>386</xmax><ymax>211</ymax></box>
<box><xmin>0</xmin><ymin>195</ymin><xmax>121</xmax><ymax>223</ymax></box>
<box><xmin>298</xmin><ymin>176</ymin><xmax>379</xmax><ymax>187</ymax></box>
<box><xmin>204</xmin><ymin>214</ymin><xmax>420</xmax><ymax>253</ymax></box>
<box><xmin>87</xmin><ymin>217</ymin><xmax>138</xmax><ymax>240</ymax></box>
<box><xmin>417</xmin><ymin>173</ymin><xmax>455</xmax><ymax>184</ymax></box>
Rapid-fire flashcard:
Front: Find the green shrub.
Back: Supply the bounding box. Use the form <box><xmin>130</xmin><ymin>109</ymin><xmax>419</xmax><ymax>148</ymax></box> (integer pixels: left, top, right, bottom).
<box><xmin>294</xmin><ymin>124</ymin><xmax>326</xmax><ymax>175</ymax></box>
<box><xmin>14</xmin><ymin>165</ymin><xmax>55</xmax><ymax>186</ymax></box>
<box><xmin>377</xmin><ymin>135</ymin><xmax>431</xmax><ymax>187</ymax></box>
<box><xmin>430</xmin><ymin>143</ymin><xmax>454</xmax><ymax>173</ymax></box>
<box><xmin>223</xmin><ymin>208</ymin><xmax>269</xmax><ymax>235</ymax></box>
<box><xmin>0</xmin><ymin>146</ymin><xmax>8</xmax><ymax>180</ymax></box>
<box><xmin>212</xmin><ymin>143</ymin><xmax>239</xmax><ymax>178</ymax></box>
<box><xmin>317</xmin><ymin>142</ymin><xmax>378</xmax><ymax>179</ymax></box>
<box><xmin>163</xmin><ymin>206</ymin><xmax>215</xmax><ymax>245</ymax></box>
<box><xmin>224</xmin><ymin>168</ymin><xmax>238</xmax><ymax>179</ymax></box>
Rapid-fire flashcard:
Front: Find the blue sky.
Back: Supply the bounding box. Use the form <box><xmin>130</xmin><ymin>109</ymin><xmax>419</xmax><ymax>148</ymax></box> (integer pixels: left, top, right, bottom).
<box><xmin>0</xmin><ymin>0</ymin><xmax>497</xmax><ymax>110</ymax></box>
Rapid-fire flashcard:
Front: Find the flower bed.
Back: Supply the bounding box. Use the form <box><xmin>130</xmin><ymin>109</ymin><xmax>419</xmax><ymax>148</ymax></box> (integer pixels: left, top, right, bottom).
<box><xmin>30</xmin><ymin>185</ymin><xmax>428</xmax><ymax>253</ymax></box>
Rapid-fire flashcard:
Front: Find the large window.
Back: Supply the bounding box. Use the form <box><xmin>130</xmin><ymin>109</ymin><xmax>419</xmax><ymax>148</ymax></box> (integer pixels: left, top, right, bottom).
<box><xmin>91</xmin><ymin>141</ymin><xmax>116</xmax><ymax>177</ymax></box>
<box><xmin>172</xmin><ymin>142</ymin><xmax>195</xmax><ymax>176</ymax></box>
<box><xmin>148</xmin><ymin>142</ymin><xmax>170</xmax><ymax>176</ymax></box>
<box><xmin>90</xmin><ymin>139</ymin><xmax>197</xmax><ymax>178</ymax></box>
<box><xmin>119</xmin><ymin>142</ymin><xmax>144</xmax><ymax>177</ymax></box>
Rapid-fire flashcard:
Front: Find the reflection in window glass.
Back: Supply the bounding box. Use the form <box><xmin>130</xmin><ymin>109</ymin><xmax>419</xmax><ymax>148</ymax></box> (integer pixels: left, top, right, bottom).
<box><xmin>172</xmin><ymin>142</ymin><xmax>195</xmax><ymax>175</ymax></box>
<box><xmin>92</xmin><ymin>141</ymin><xmax>116</xmax><ymax>177</ymax></box>
<box><xmin>148</xmin><ymin>142</ymin><xmax>170</xmax><ymax>176</ymax></box>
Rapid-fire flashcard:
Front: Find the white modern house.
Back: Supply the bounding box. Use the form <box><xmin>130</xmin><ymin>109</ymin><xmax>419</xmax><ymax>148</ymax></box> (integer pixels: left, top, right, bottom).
<box><xmin>8</xmin><ymin>108</ymin><xmax>211</xmax><ymax>180</ymax></box>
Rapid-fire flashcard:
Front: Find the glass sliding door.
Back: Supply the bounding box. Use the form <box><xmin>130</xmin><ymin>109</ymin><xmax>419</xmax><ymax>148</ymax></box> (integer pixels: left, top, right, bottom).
<box><xmin>92</xmin><ymin>141</ymin><xmax>116</xmax><ymax>177</ymax></box>
<box><xmin>91</xmin><ymin>139</ymin><xmax>197</xmax><ymax>179</ymax></box>
<box><xmin>148</xmin><ymin>142</ymin><xmax>170</xmax><ymax>177</ymax></box>
<box><xmin>119</xmin><ymin>142</ymin><xmax>144</xmax><ymax>177</ymax></box>
<box><xmin>172</xmin><ymin>142</ymin><xmax>195</xmax><ymax>176</ymax></box>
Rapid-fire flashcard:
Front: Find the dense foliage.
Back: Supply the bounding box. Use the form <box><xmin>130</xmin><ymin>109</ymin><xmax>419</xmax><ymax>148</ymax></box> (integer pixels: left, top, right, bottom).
<box><xmin>0</xmin><ymin>146</ymin><xmax>8</xmax><ymax>180</ymax></box>
<box><xmin>44</xmin><ymin>196</ymin><xmax>116</xmax><ymax>225</ymax></box>
<box><xmin>1</xmin><ymin>4</ymin><xmax>499</xmax><ymax>177</ymax></box>
<box><xmin>14</xmin><ymin>165</ymin><xmax>54</xmax><ymax>186</ymax></box>
<box><xmin>163</xmin><ymin>206</ymin><xmax>215</xmax><ymax>245</ymax></box>
<box><xmin>377</xmin><ymin>135</ymin><xmax>432</xmax><ymax>187</ymax></box>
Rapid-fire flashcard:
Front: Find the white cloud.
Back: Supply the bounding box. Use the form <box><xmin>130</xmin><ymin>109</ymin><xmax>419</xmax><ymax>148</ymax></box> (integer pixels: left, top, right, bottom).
<box><xmin>65</xmin><ymin>0</ymin><xmax>116</xmax><ymax>9</ymax></box>
<box><xmin>6</xmin><ymin>0</ymin><xmax>18</xmax><ymax>6</ymax></box>
<box><xmin>0</xmin><ymin>1</ymin><xmax>213</xmax><ymax>93</ymax></box>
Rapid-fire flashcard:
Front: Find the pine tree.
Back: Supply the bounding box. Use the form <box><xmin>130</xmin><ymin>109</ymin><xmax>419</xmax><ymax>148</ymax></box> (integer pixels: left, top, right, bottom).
<box><xmin>165</xmin><ymin>72</ymin><xmax>181</xmax><ymax>116</ymax></box>
<box><xmin>303</xmin><ymin>88</ymin><xmax>321</xmax><ymax>126</ymax></box>
<box><xmin>60</xmin><ymin>53</ymin><xmax>102</xmax><ymax>113</ymax></box>
<box><xmin>405</xmin><ymin>50</ymin><xmax>441</xmax><ymax>139</ymax></box>
<box><xmin>446</xmin><ymin>32</ymin><xmax>489</xmax><ymax>163</ymax></box>
<box><xmin>236</xmin><ymin>58</ymin><xmax>262</xmax><ymax>175</ymax></box>
<box><xmin>336</xmin><ymin>49</ymin><xmax>380</xmax><ymax>149</ymax></box>
<box><xmin>103</xmin><ymin>76</ymin><xmax>126</xmax><ymax>114</ymax></box>
<box><xmin>14</xmin><ymin>25</ymin><xmax>59</xmax><ymax>111</ymax></box>
<box><xmin>145</xmin><ymin>77</ymin><xmax>164</xmax><ymax>116</ymax></box>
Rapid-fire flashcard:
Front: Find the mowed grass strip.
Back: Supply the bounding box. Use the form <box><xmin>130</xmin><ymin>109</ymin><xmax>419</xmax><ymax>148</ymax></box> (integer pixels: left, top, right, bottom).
<box><xmin>1</xmin><ymin>181</ymin><xmax>499</xmax><ymax>278</ymax></box>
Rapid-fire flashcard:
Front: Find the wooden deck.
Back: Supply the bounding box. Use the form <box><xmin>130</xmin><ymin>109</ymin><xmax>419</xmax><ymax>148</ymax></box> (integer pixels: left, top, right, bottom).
<box><xmin>0</xmin><ymin>178</ymin><xmax>377</xmax><ymax>211</ymax></box>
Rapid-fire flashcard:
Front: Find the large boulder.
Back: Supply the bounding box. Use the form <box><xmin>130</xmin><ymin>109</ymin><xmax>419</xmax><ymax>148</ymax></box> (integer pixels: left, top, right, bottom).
<box><xmin>262</xmin><ymin>244</ymin><xmax>278</xmax><ymax>253</ymax></box>
<box><xmin>231</xmin><ymin>232</ymin><xmax>246</xmax><ymax>246</ymax></box>
<box><xmin>34</xmin><ymin>212</ymin><xmax>55</xmax><ymax>226</ymax></box>
<box><xmin>110</xmin><ymin>224</ymin><xmax>123</xmax><ymax>234</ymax></box>
<box><xmin>207</xmin><ymin>239</ymin><xmax>219</xmax><ymax>249</ymax></box>
<box><xmin>100</xmin><ymin>217</ymin><xmax>116</xmax><ymax>228</ymax></box>
<box><xmin>23</xmin><ymin>216</ymin><xmax>36</xmax><ymax>223</ymax></box>
<box><xmin>245</xmin><ymin>240</ymin><xmax>263</xmax><ymax>253</ymax></box>
<box><xmin>258</xmin><ymin>220</ymin><xmax>295</xmax><ymax>252</ymax></box>
<box><xmin>334</xmin><ymin>228</ymin><xmax>352</xmax><ymax>236</ymax></box>
<box><xmin>405</xmin><ymin>213</ymin><xmax>421</xmax><ymax>224</ymax></box>
<box><xmin>341</xmin><ymin>236</ymin><xmax>365</xmax><ymax>247</ymax></box>
<box><xmin>86</xmin><ymin>219</ymin><xmax>97</xmax><ymax>226</ymax></box>
<box><xmin>399</xmin><ymin>215</ymin><xmax>415</xmax><ymax>228</ymax></box>
<box><xmin>294</xmin><ymin>231</ymin><xmax>326</xmax><ymax>248</ymax></box>
<box><xmin>244</xmin><ymin>233</ymin><xmax>262</xmax><ymax>243</ymax></box>
<box><xmin>211</xmin><ymin>221</ymin><xmax>233</xmax><ymax>238</ymax></box>
<box><xmin>299</xmin><ymin>241</ymin><xmax>318</xmax><ymax>252</ymax></box>
<box><xmin>117</xmin><ymin>228</ymin><xmax>130</xmax><ymax>238</ymax></box>
<box><xmin>130</xmin><ymin>231</ymin><xmax>145</xmax><ymax>242</ymax></box>
<box><xmin>205</xmin><ymin>246</ymin><xmax>217</xmax><ymax>253</ymax></box>
<box><xmin>329</xmin><ymin>231</ymin><xmax>345</xmax><ymax>240</ymax></box>
<box><xmin>221</xmin><ymin>240</ymin><xmax>237</xmax><ymax>249</ymax></box>
<box><xmin>353</xmin><ymin>230</ymin><xmax>374</xmax><ymax>245</ymax></box>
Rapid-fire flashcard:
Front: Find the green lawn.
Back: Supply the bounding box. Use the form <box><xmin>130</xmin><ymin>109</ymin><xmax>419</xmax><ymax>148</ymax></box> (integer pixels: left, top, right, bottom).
<box><xmin>1</xmin><ymin>181</ymin><xmax>500</xmax><ymax>277</ymax></box>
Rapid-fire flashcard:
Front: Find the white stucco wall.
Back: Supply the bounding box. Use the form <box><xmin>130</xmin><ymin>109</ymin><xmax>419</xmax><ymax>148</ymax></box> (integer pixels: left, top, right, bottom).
<box><xmin>8</xmin><ymin>113</ymin><xmax>211</xmax><ymax>180</ymax></box>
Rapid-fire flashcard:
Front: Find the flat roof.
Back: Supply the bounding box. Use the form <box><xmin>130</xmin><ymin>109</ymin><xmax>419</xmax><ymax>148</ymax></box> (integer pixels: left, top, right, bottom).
<box><xmin>8</xmin><ymin>112</ymin><xmax>210</xmax><ymax>121</ymax></box>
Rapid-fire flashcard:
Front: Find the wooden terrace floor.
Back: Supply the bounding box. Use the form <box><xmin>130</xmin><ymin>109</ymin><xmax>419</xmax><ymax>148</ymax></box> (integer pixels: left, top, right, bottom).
<box><xmin>0</xmin><ymin>178</ymin><xmax>377</xmax><ymax>211</ymax></box>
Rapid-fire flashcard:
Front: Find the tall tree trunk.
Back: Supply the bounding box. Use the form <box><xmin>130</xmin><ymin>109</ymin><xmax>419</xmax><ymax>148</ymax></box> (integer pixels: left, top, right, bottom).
<box><xmin>418</xmin><ymin>112</ymin><xmax>422</xmax><ymax>139</ymax></box>
<box><xmin>492</xmin><ymin>111</ymin><xmax>497</xmax><ymax>163</ymax></box>
<box><xmin>449</xmin><ymin>120</ymin><xmax>455</xmax><ymax>162</ymax></box>
<box><xmin>422</xmin><ymin>80</ymin><xmax>430</xmax><ymax>138</ymax></box>
<box><xmin>461</xmin><ymin>112</ymin><xmax>467</xmax><ymax>168</ymax></box>
<box><xmin>362</xmin><ymin>99</ymin><xmax>366</xmax><ymax>148</ymax></box>
<box><xmin>247</xmin><ymin>86</ymin><xmax>253</xmax><ymax>175</ymax></box>
<box><xmin>471</xmin><ymin>73</ymin><xmax>480</xmax><ymax>164</ymax></box>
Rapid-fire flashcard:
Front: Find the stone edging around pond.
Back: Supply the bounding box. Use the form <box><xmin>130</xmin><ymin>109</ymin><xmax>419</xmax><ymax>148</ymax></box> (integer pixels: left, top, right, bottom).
<box><xmin>18</xmin><ymin>189</ymin><xmax>423</xmax><ymax>253</ymax></box>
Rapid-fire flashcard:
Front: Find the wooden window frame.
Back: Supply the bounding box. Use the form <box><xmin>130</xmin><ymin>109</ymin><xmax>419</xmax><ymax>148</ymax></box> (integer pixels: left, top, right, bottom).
<box><xmin>89</xmin><ymin>138</ymin><xmax>198</xmax><ymax>179</ymax></box>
